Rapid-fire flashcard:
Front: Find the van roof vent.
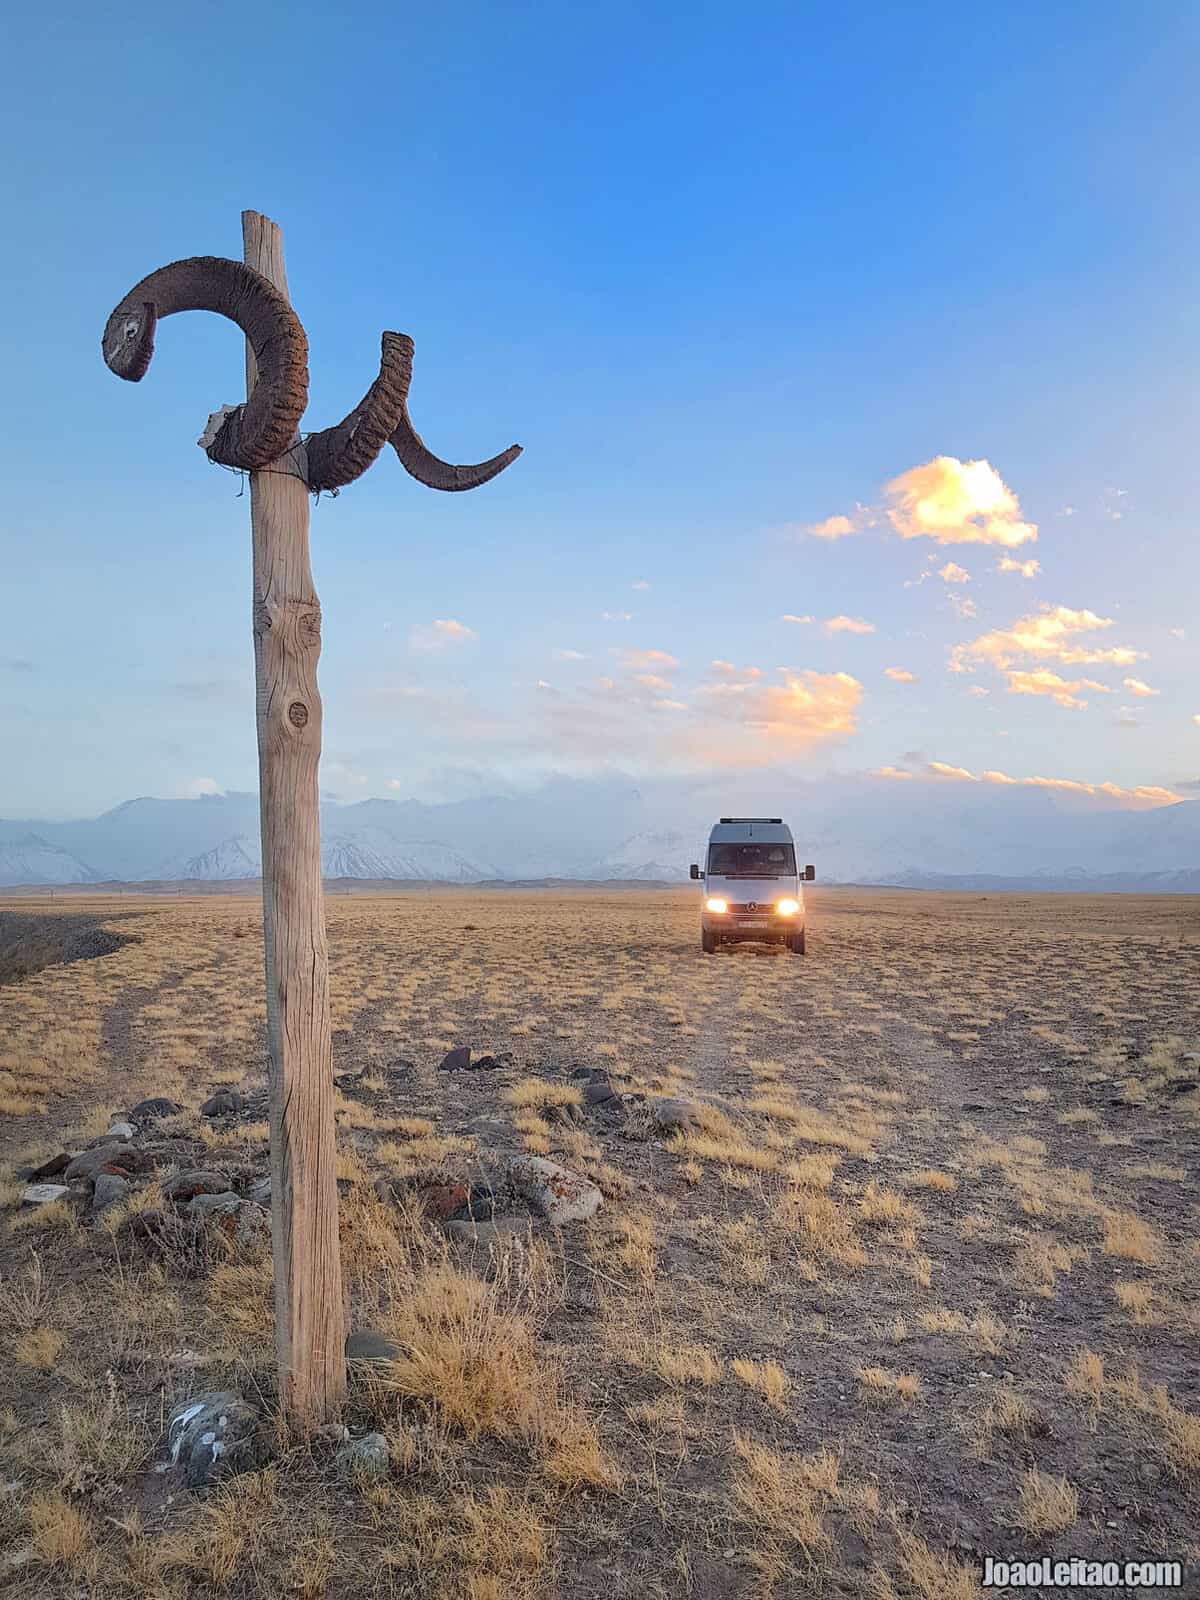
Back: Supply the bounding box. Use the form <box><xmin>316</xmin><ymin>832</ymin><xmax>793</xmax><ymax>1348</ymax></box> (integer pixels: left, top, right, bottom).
<box><xmin>719</xmin><ymin>817</ymin><xmax>783</xmax><ymax>824</ymax></box>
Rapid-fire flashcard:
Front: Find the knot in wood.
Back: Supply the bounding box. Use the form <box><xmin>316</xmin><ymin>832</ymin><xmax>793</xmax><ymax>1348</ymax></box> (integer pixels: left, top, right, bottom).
<box><xmin>288</xmin><ymin>701</ymin><xmax>309</xmax><ymax>729</ymax></box>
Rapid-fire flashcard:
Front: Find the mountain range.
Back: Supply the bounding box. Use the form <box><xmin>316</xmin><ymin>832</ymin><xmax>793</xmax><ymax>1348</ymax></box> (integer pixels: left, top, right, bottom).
<box><xmin>2</xmin><ymin>774</ymin><xmax>1199</xmax><ymax>891</ymax></box>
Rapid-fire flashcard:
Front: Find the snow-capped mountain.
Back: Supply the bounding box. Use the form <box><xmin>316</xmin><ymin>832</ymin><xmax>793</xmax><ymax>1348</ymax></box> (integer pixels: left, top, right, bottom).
<box><xmin>0</xmin><ymin>833</ymin><xmax>97</xmax><ymax>886</ymax></box>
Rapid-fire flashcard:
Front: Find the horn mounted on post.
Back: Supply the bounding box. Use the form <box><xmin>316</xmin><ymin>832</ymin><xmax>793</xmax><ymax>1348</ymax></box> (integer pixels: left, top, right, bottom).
<box><xmin>102</xmin><ymin>256</ymin><xmax>522</xmax><ymax>493</ymax></box>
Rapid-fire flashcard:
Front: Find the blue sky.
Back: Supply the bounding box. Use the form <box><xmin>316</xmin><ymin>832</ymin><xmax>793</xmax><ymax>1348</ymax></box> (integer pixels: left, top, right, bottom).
<box><xmin>2</xmin><ymin>1</ymin><xmax>1197</xmax><ymax>817</ymax></box>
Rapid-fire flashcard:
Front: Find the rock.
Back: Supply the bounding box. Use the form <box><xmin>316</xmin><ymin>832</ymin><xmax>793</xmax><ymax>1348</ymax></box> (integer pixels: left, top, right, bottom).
<box><xmin>25</xmin><ymin>1152</ymin><xmax>71</xmax><ymax>1181</ymax></box>
<box><xmin>188</xmin><ymin>1191</ymin><xmax>241</xmax><ymax>1216</ymax></box>
<box><xmin>345</xmin><ymin>1330</ymin><xmax>402</xmax><ymax>1363</ymax></box>
<box><xmin>21</xmin><ymin>1183</ymin><xmax>71</xmax><ymax>1206</ymax></box>
<box><xmin>106</xmin><ymin>1121</ymin><xmax>137</xmax><ymax>1141</ymax></box>
<box><xmin>200</xmin><ymin>1091</ymin><xmax>245</xmax><ymax>1117</ymax></box>
<box><xmin>443</xmin><ymin>1218</ymin><xmax>528</xmax><ymax>1248</ymax></box>
<box><xmin>334</xmin><ymin>1071</ymin><xmax>364</xmax><ymax>1090</ymax></box>
<box><xmin>245</xmin><ymin>1176</ymin><xmax>271</xmax><ymax>1206</ymax></box>
<box><xmin>335</xmin><ymin>1432</ymin><xmax>390</xmax><ymax>1480</ymax></box>
<box><xmin>164</xmin><ymin>1169</ymin><xmax>233</xmax><ymax>1203</ymax></box>
<box><xmin>63</xmin><ymin>1144</ymin><xmax>147</xmax><ymax>1182</ymax></box>
<box><xmin>471</xmin><ymin>1054</ymin><xmax>502</xmax><ymax>1071</ymax></box>
<box><xmin>128</xmin><ymin>1097</ymin><xmax>182</xmax><ymax>1121</ymax></box>
<box><xmin>1169</xmin><ymin>1079</ymin><xmax>1198</xmax><ymax>1095</ymax></box>
<box><xmin>418</xmin><ymin>1183</ymin><xmax>471</xmax><ymax>1222</ymax></box>
<box><xmin>386</xmin><ymin>1058</ymin><xmax>416</xmax><ymax>1077</ymax></box>
<box><xmin>651</xmin><ymin>1098</ymin><xmax>704</xmax><ymax>1134</ymax></box>
<box><xmin>569</xmin><ymin>1066</ymin><xmax>594</xmax><ymax>1080</ymax></box>
<box><xmin>164</xmin><ymin>1391</ymin><xmax>266</xmax><ymax>1489</ymax></box>
<box><xmin>1181</xmin><ymin>1052</ymin><xmax>1200</xmax><ymax>1065</ymax></box>
<box><xmin>438</xmin><ymin>1046</ymin><xmax>472</xmax><ymax>1072</ymax></box>
<box><xmin>188</xmin><ymin>1193</ymin><xmax>269</xmax><ymax>1247</ymax></box>
<box><xmin>506</xmin><ymin>1155</ymin><xmax>602</xmax><ymax>1226</ymax></box>
<box><xmin>465</xmin><ymin>1117</ymin><xmax>508</xmax><ymax>1141</ymax></box>
<box><xmin>92</xmin><ymin>1173</ymin><xmax>130</xmax><ymax>1214</ymax></box>
<box><xmin>583</xmin><ymin>1079</ymin><xmax>617</xmax><ymax>1106</ymax></box>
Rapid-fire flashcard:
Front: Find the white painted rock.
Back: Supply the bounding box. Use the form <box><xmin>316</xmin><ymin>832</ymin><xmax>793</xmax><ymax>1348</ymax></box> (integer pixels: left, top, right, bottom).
<box><xmin>21</xmin><ymin>1184</ymin><xmax>71</xmax><ymax>1206</ymax></box>
<box><xmin>163</xmin><ymin>1390</ymin><xmax>265</xmax><ymax>1489</ymax></box>
<box><xmin>506</xmin><ymin>1156</ymin><xmax>602</xmax><ymax>1225</ymax></box>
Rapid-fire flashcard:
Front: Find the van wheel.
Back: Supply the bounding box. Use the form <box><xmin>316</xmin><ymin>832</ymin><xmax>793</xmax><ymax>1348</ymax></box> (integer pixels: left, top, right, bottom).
<box><xmin>787</xmin><ymin>929</ymin><xmax>806</xmax><ymax>955</ymax></box>
<box><xmin>701</xmin><ymin>930</ymin><xmax>718</xmax><ymax>954</ymax></box>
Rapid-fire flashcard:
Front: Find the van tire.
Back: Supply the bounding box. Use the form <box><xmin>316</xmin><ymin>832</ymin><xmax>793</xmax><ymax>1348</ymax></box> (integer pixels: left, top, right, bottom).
<box><xmin>787</xmin><ymin>929</ymin><xmax>806</xmax><ymax>955</ymax></box>
<box><xmin>701</xmin><ymin>930</ymin><xmax>718</xmax><ymax>954</ymax></box>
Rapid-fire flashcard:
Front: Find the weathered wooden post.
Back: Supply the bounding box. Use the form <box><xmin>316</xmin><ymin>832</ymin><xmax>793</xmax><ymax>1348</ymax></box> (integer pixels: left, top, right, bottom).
<box><xmin>102</xmin><ymin>210</ymin><xmax>521</xmax><ymax>1429</ymax></box>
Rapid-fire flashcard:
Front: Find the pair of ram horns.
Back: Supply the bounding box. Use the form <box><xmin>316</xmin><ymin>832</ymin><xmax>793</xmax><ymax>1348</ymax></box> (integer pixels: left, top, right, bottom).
<box><xmin>102</xmin><ymin>255</ymin><xmax>521</xmax><ymax>494</ymax></box>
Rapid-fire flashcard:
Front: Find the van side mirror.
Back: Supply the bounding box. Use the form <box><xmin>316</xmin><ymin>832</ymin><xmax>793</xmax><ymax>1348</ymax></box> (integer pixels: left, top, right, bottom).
<box><xmin>689</xmin><ymin>864</ymin><xmax>702</xmax><ymax>881</ymax></box>
<box><xmin>805</xmin><ymin>864</ymin><xmax>816</xmax><ymax>881</ymax></box>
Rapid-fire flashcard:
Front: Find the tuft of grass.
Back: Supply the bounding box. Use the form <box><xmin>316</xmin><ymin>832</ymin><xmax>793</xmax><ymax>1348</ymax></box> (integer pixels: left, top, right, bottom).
<box><xmin>731</xmin><ymin>1357</ymin><xmax>791</xmax><ymax>1410</ymax></box>
<box><xmin>1100</xmin><ymin>1209</ymin><xmax>1161</xmax><ymax>1265</ymax></box>
<box><xmin>1013</xmin><ymin>1467</ymin><xmax>1079</xmax><ymax>1535</ymax></box>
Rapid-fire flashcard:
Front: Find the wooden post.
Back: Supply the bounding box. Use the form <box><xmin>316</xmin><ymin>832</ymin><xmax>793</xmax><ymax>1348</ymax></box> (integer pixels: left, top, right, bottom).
<box><xmin>243</xmin><ymin>210</ymin><xmax>346</xmax><ymax>1428</ymax></box>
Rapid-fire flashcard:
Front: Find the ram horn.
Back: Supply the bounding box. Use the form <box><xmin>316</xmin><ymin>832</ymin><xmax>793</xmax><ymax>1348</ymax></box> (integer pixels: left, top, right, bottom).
<box><xmin>102</xmin><ymin>256</ymin><xmax>308</xmax><ymax>470</ymax></box>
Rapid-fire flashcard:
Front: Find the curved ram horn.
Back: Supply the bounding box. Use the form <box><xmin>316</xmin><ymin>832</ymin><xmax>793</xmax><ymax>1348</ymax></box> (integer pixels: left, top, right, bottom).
<box><xmin>303</xmin><ymin>331</ymin><xmax>413</xmax><ymax>493</ymax></box>
<box><xmin>388</xmin><ymin>340</ymin><xmax>522</xmax><ymax>492</ymax></box>
<box><xmin>102</xmin><ymin>256</ymin><xmax>308</xmax><ymax>470</ymax></box>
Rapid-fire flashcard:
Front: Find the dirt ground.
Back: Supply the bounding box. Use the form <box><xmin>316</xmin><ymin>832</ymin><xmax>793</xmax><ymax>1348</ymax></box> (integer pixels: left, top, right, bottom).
<box><xmin>0</xmin><ymin>887</ymin><xmax>1198</xmax><ymax>1598</ymax></box>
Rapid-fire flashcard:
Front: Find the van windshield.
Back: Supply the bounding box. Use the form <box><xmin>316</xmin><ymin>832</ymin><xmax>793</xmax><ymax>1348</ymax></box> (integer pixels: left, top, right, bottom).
<box><xmin>708</xmin><ymin>842</ymin><xmax>796</xmax><ymax>877</ymax></box>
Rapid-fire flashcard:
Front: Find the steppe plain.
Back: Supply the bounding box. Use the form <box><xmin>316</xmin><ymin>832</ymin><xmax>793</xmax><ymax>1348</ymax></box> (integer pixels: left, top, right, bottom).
<box><xmin>0</xmin><ymin>886</ymin><xmax>1197</xmax><ymax>1598</ymax></box>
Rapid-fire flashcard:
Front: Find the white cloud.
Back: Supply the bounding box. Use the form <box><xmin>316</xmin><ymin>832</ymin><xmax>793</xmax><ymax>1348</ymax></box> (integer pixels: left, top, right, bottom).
<box><xmin>553</xmin><ymin>648</ymin><xmax>588</xmax><ymax>661</ymax></box>
<box><xmin>967</xmin><ymin>685</ymin><xmax>990</xmax><ymax>698</ymax></box>
<box><xmin>1169</xmin><ymin>627</ymin><xmax>1185</xmax><ymax>641</ymax></box>
<box><xmin>1005</xmin><ymin>669</ymin><xmax>1113</xmax><ymax>710</ymax></box>
<box><xmin>781</xmin><ymin>614</ymin><xmax>813</xmax><ymax>625</ymax></box>
<box><xmin>949</xmin><ymin>594</ymin><xmax>978</xmax><ymax>620</ymax></box>
<box><xmin>822</xmin><ymin>615</ymin><xmax>875</xmax><ymax>636</ymax></box>
<box><xmin>409</xmin><ymin>618</ymin><xmax>477</xmax><ymax>652</ymax></box>
<box><xmin>908</xmin><ymin>763</ymin><xmax>1182</xmax><ymax>806</ymax></box>
<box><xmin>884</xmin><ymin>667</ymin><xmax>916</xmax><ymax>683</ymax></box>
<box><xmin>175</xmin><ymin>776</ymin><xmax>220</xmax><ymax>798</ymax></box>
<box><xmin>885</xmin><ymin>457</ymin><xmax>1037</xmax><ymax>547</ymax></box>
<box><xmin>872</xmin><ymin>765</ymin><xmax>914</xmax><ymax>779</ymax></box>
<box><xmin>632</xmin><ymin>580</ymin><xmax>651</xmax><ymax>591</ymax></box>
<box><xmin>938</xmin><ymin>562</ymin><xmax>970</xmax><ymax>584</ymax></box>
<box><xmin>1123</xmin><ymin>677</ymin><xmax>1159</xmax><ymax>698</ymax></box>
<box><xmin>997</xmin><ymin>556</ymin><xmax>1041</xmax><ymax>578</ymax></box>
<box><xmin>711</xmin><ymin>661</ymin><xmax>764</xmax><ymax>681</ymax></box>
<box><xmin>806</xmin><ymin>513</ymin><xmax>856</xmax><ymax>540</ymax></box>
<box><xmin>324</xmin><ymin>761</ymin><xmax>368</xmax><ymax>789</ymax></box>
<box><xmin>617</xmin><ymin>647</ymin><xmax>680</xmax><ymax>671</ymax></box>
<box><xmin>600</xmin><ymin>610</ymin><xmax>634</xmax><ymax>622</ymax></box>
<box><xmin>950</xmin><ymin>604</ymin><xmax>1145</xmax><ymax>673</ymax></box>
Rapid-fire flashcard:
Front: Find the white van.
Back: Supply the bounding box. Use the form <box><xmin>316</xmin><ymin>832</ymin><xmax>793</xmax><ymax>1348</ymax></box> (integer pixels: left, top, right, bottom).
<box><xmin>690</xmin><ymin>818</ymin><xmax>814</xmax><ymax>954</ymax></box>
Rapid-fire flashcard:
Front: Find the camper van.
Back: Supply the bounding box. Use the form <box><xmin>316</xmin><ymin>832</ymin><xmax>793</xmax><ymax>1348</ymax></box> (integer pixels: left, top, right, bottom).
<box><xmin>690</xmin><ymin>818</ymin><xmax>814</xmax><ymax>954</ymax></box>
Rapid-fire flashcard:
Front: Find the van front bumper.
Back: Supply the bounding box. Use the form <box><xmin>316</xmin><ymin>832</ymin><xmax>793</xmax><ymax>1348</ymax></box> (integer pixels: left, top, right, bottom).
<box><xmin>702</xmin><ymin>908</ymin><xmax>801</xmax><ymax>939</ymax></box>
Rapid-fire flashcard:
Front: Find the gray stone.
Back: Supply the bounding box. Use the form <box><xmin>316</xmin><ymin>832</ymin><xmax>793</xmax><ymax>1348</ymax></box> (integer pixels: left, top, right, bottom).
<box><xmin>335</xmin><ymin>1432</ymin><xmax>390</xmax><ymax>1481</ymax></box>
<box><xmin>92</xmin><ymin>1173</ymin><xmax>130</xmax><ymax>1214</ymax></box>
<box><xmin>506</xmin><ymin>1155</ymin><xmax>602</xmax><ymax>1226</ymax></box>
<box><xmin>443</xmin><ymin>1218</ymin><xmax>529</xmax><ymax>1248</ymax></box>
<box><xmin>21</xmin><ymin>1183</ymin><xmax>71</xmax><ymax>1206</ymax></box>
<box><xmin>651</xmin><ymin>1097</ymin><xmax>704</xmax><ymax>1134</ymax></box>
<box><xmin>24</xmin><ymin>1152</ymin><xmax>71</xmax><ymax>1181</ymax></box>
<box><xmin>245</xmin><ymin>1176</ymin><xmax>271</xmax><ymax>1205</ymax></box>
<box><xmin>164</xmin><ymin>1169</ymin><xmax>233</xmax><ymax>1202</ymax></box>
<box><xmin>188</xmin><ymin>1191</ymin><xmax>241</xmax><ymax>1216</ymax></box>
<box><xmin>128</xmin><ymin>1097</ymin><xmax>182</xmax><ymax>1121</ymax></box>
<box><xmin>583</xmin><ymin>1079</ymin><xmax>616</xmax><ymax>1105</ymax></box>
<box><xmin>438</xmin><ymin>1046</ymin><xmax>472</xmax><ymax>1072</ymax></box>
<box><xmin>106</xmin><ymin>1121</ymin><xmax>137</xmax><ymax>1141</ymax></box>
<box><xmin>164</xmin><ymin>1390</ymin><xmax>266</xmax><ymax>1489</ymax></box>
<box><xmin>63</xmin><ymin>1144</ymin><xmax>147</xmax><ymax>1182</ymax></box>
<box><xmin>188</xmin><ymin>1193</ymin><xmax>269</xmax><ymax>1247</ymax></box>
<box><xmin>345</xmin><ymin>1330</ymin><xmax>402</xmax><ymax>1364</ymax></box>
<box><xmin>200</xmin><ymin>1091</ymin><xmax>245</xmax><ymax>1117</ymax></box>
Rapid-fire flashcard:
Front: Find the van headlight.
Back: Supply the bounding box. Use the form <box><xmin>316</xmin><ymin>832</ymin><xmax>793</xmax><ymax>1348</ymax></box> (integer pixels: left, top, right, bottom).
<box><xmin>704</xmin><ymin>897</ymin><xmax>728</xmax><ymax>914</ymax></box>
<box><xmin>776</xmin><ymin>898</ymin><xmax>800</xmax><ymax>916</ymax></box>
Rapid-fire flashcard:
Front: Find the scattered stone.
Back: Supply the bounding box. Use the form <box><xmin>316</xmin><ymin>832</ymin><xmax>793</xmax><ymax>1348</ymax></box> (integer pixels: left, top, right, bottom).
<box><xmin>345</xmin><ymin>1330</ymin><xmax>402</xmax><ymax>1364</ymax></box>
<box><xmin>129</xmin><ymin>1097</ymin><xmax>182</xmax><ymax>1121</ymax></box>
<box><xmin>164</xmin><ymin>1169</ymin><xmax>233</xmax><ymax>1203</ymax></box>
<box><xmin>92</xmin><ymin>1173</ymin><xmax>130</xmax><ymax>1214</ymax></box>
<box><xmin>507</xmin><ymin>1155</ymin><xmax>602</xmax><ymax>1226</ymax></box>
<box><xmin>163</xmin><ymin>1391</ymin><xmax>266</xmax><ymax>1490</ymax></box>
<box><xmin>650</xmin><ymin>1098</ymin><xmax>704</xmax><ymax>1134</ymax></box>
<box><xmin>189</xmin><ymin>1192</ymin><xmax>241</xmax><ymax>1216</ymax></box>
<box><xmin>443</xmin><ymin>1217</ymin><xmax>528</xmax><ymax>1248</ymax></box>
<box><xmin>1181</xmin><ymin>1052</ymin><xmax>1200</xmax><ymax>1065</ymax></box>
<box><xmin>336</xmin><ymin>1432</ymin><xmax>390</xmax><ymax>1481</ymax></box>
<box><xmin>188</xmin><ymin>1193</ymin><xmax>270</xmax><ymax>1247</ymax></box>
<box><xmin>465</xmin><ymin>1117</ymin><xmax>508</xmax><ymax>1141</ymax></box>
<box><xmin>21</xmin><ymin>1183</ymin><xmax>71</xmax><ymax>1207</ymax></box>
<box><xmin>438</xmin><ymin>1046</ymin><xmax>472</xmax><ymax>1072</ymax></box>
<box><xmin>200</xmin><ymin>1091</ymin><xmax>245</xmax><ymax>1117</ymax></box>
<box><xmin>106</xmin><ymin>1121</ymin><xmax>137</xmax><ymax>1141</ymax></box>
<box><xmin>569</xmin><ymin>1066</ymin><xmax>593</xmax><ymax>1080</ymax></box>
<box><xmin>1169</xmin><ymin>1079</ymin><xmax>1198</xmax><ymax>1095</ymax></box>
<box><xmin>63</xmin><ymin>1144</ymin><xmax>147</xmax><ymax>1183</ymax></box>
<box><xmin>245</xmin><ymin>1176</ymin><xmax>271</xmax><ymax>1206</ymax></box>
<box><xmin>334</xmin><ymin>1070</ymin><xmax>364</xmax><ymax>1090</ymax></box>
<box><xmin>25</xmin><ymin>1152</ymin><xmax>72</xmax><ymax>1181</ymax></box>
<box><xmin>583</xmin><ymin>1079</ymin><xmax>617</xmax><ymax>1106</ymax></box>
<box><xmin>471</xmin><ymin>1054</ymin><xmax>502</xmax><ymax>1071</ymax></box>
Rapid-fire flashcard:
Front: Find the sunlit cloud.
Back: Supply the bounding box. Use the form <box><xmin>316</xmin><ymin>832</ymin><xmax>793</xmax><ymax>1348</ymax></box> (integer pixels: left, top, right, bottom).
<box><xmin>884</xmin><ymin>667</ymin><xmax>916</xmax><ymax>682</ymax></box>
<box><xmin>1169</xmin><ymin>627</ymin><xmax>1185</xmax><ymax>640</ymax></box>
<box><xmin>634</xmin><ymin>673</ymin><xmax>672</xmax><ymax>692</ymax></box>
<box><xmin>781</xmin><ymin>614</ymin><xmax>813</xmax><ymax>625</ymax></box>
<box><xmin>950</xmin><ymin>604</ymin><xmax>1145</xmax><ymax>674</ymax></box>
<box><xmin>967</xmin><ymin>685</ymin><xmax>990</xmax><ymax>697</ymax></box>
<box><xmin>409</xmin><ymin>618</ymin><xmax>477</xmax><ymax>652</ymax></box>
<box><xmin>909</xmin><ymin>763</ymin><xmax>1183</xmax><ymax>806</ymax></box>
<box><xmin>1005</xmin><ymin>668</ymin><xmax>1113</xmax><ymax>710</ymax></box>
<box><xmin>617</xmin><ymin>647</ymin><xmax>680</xmax><ymax>671</ymax></box>
<box><xmin>823</xmin><ymin>615</ymin><xmax>875</xmax><ymax>636</ymax></box>
<box><xmin>997</xmin><ymin>556</ymin><xmax>1041</xmax><ymax>578</ymax></box>
<box><xmin>872</xmin><ymin>765</ymin><xmax>914</xmax><ymax>779</ymax></box>
<box><xmin>938</xmin><ymin>562</ymin><xmax>970</xmax><ymax>584</ymax></box>
<box><xmin>1123</xmin><ymin>677</ymin><xmax>1159</xmax><ymax>698</ymax></box>
<box><xmin>949</xmin><ymin>594</ymin><xmax>978</xmax><ymax>620</ymax></box>
<box><xmin>711</xmin><ymin>661</ymin><xmax>764</xmax><ymax>681</ymax></box>
<box><xmin>885</xmin><ymin>457</ymin><xmax>1037</xmax><ymax>547</ymax></box>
